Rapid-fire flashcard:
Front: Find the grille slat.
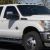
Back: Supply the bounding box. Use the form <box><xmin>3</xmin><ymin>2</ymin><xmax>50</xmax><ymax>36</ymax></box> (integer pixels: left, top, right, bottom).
<box><xmin>45</xmin><ymin>21</ymin><xmax>50</xmax><ymax>30</ymax></box>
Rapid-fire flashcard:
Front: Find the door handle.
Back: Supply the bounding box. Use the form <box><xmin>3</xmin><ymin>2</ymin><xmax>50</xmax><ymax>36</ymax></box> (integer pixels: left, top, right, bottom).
<box><xmin>15</xmin><ymin>27</ymin><xmax>18</xmax><ymax>30</ymax></box>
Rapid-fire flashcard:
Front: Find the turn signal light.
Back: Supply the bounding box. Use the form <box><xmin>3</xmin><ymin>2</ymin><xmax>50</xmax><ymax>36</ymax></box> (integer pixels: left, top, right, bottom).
<box><xmin>40</xmin><ymin>23</ymin><xmax>44</xmax><ymax>26</ymax></box>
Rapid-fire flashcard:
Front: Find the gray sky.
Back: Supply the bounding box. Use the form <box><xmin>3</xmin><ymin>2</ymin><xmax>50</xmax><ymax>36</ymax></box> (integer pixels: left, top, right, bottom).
<box><xmin>20</xmin><ymin>0</ymin><xmax>50</xmax><ymax>4</ymax></box>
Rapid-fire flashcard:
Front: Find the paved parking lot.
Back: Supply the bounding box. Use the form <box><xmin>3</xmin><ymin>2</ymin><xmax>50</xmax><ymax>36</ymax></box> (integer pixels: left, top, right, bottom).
<box><xmin>0</xmin><ymin>42</ymin><xmax>50</xmax><ymax>50</ymax></box>
<box><xmin>0</xmin><ymin>42</ymin><xmax>24</xmax><ymax>50</ymax></box>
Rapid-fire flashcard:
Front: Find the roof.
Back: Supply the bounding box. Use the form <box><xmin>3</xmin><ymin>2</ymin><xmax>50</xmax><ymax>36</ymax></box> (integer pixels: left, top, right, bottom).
<box><xmin>0</xmin><ymin>4</ymin><xmax>44</xmax><ymax>7</ymax></box>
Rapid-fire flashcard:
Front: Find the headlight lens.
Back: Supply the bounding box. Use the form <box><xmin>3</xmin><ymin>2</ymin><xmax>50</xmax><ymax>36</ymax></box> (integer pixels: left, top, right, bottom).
<box><xmin>40</xmin><ymin>20</ymin><xmax>48</xmax><ymax>31</ymax></box>
<box><xmin>40</xmin><ymin>21</ymin><xmax>44</xmax><ymax>26</ymax></box>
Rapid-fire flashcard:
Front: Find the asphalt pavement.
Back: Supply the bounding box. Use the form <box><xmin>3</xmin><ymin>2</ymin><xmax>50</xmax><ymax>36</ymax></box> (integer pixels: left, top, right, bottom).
<box><xmin>0</xmin><ymin>42</ymin><xmax>50</xmax><ymax>50</ymax></box>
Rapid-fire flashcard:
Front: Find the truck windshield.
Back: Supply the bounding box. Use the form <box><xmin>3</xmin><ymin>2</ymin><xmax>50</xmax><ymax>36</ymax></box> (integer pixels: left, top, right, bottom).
<box><xmin>17</xmin><ymin>5</ymin><xmax>50</xmax><ymax>16</ymax></box>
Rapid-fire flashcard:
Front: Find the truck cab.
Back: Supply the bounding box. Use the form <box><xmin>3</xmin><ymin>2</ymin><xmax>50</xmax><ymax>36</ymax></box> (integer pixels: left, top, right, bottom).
<box><xmin>0</xmin><ymin>4</ymin><xmax>50</xmax><ymax>50</ymax></box>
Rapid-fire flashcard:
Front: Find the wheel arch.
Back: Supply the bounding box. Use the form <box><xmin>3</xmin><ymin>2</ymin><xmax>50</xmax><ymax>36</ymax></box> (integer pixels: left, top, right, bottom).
<box><xmin>23</xmin><ymin>26</ymin><xmax>40</xmax><ymax>35</ymax></box>
<box><xmin>21</xmin><ymin>22</ymin><xmax>44</xmax><ymax>36</ymax></box>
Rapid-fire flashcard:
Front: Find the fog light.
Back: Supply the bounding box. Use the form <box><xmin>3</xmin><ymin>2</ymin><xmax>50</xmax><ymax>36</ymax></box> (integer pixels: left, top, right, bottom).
<box><xmin>47</xmin><ymin>35</ymin><xmax>50</xmax><ymax>39</ymax></box>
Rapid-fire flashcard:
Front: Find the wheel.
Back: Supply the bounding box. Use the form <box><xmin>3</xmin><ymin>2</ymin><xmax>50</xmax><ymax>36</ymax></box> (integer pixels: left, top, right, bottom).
<box><xmin>23</xmin><ymin>31</ymin><xmax>44</xmax><ymax>50</ymax></box>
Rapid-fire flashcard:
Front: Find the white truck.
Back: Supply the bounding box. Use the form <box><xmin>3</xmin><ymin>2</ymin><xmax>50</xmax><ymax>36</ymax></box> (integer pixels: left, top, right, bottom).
<box><xmin>0</xmin><ymin>4</ymin><xmax>50</xmax><ymax>50</ymax></box>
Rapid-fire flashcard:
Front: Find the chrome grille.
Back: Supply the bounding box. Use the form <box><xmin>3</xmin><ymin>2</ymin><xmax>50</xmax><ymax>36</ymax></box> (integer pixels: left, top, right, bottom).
<box><xmin>45</xmin><ymin>21</ymin><xmax>50</xmax><ymax>31</ymax></box>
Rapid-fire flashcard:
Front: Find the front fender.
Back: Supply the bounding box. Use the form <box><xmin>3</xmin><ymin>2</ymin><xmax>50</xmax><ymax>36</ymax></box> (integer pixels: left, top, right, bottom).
<box><xmin>21</xmin><ymin>22</ymin><xmax>44</xmax><ymax>35</ymax></box>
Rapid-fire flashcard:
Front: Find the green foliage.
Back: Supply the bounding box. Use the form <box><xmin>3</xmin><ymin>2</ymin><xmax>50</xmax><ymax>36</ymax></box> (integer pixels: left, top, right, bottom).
<box><xmin>0</xmin><ymin>0</ymin><xmax>13</xmax><ymax>5</ymax></box>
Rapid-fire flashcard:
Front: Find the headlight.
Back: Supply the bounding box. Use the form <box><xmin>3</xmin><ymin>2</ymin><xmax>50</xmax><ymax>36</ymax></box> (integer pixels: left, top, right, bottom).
<box><xmin>40</xmin><ymin>20</ymin><xmax>44</xmax><ymax>26</ymax></box>
<box><xmin>40</xmin><ymin>20</ymin><xmax>48</xmax><ymax>31</ymax></box>
<box><xmin>40</xmin><ymin>20</ymin><xmax>47</xmax><ymax>26</ymax></box>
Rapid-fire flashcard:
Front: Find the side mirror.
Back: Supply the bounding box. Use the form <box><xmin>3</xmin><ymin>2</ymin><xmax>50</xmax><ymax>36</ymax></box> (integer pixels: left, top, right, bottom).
<box><xmin>6</xmin><ymin>12</ymin><xmax>19</xmax><ymax>20</ymax></box>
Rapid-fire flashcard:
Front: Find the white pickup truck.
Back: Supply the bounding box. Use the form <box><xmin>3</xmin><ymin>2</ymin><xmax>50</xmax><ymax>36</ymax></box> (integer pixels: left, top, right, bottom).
<box><xmin>0</xmin><ymin>4</ymin><xmax>50</xmax><ymax>50</ymax></box>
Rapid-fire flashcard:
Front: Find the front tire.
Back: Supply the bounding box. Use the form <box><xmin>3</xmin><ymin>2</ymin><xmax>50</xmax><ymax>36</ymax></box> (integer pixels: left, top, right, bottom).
<box><xmin>23</xmin><ymin>31</ymin><xmax>44</xmax><ymax>50</ymax></box>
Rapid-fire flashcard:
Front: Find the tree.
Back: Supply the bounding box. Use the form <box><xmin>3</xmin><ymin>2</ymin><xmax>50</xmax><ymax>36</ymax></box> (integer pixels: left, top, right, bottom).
<box><xmin>41</xmin><ymin>0</ymin><xmax>48</xmax><ymax>6</ymax></box>
<box><xmin>0</xmin><ymin>0</ymin><xmax>13</xmax><ymax>4</ymax></box>
<box><xmin>18</xmin><ymin>0</ymin><xmax>27</xmax><ymax>4</ymax></box>
<box><xmin>8</xmin><ymin>0</ymin><xmax>13</xmax><ymax>4</ymax></box>
<box><xmin>13</xmin><ymin>0</ymin><xmax>18</xmax><ymax>4</ymax></box>
<box><xmin>13</xmin><ymin>0</ymin><xmax>26</xmax><ymax>4</ymax></box>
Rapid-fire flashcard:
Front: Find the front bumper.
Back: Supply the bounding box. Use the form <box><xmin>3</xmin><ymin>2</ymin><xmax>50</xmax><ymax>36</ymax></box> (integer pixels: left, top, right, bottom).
<box><xmin>40</xmin><ymin>32</ymin><xmax>50</xmax><ymax>42</ymax></box>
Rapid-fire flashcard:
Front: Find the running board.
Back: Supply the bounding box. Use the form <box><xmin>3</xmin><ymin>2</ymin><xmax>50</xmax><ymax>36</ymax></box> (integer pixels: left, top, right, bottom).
<box><xmin>0</xmin><ymin>37</ymin><xmax>22</xmax><ymax>44</ymax></box>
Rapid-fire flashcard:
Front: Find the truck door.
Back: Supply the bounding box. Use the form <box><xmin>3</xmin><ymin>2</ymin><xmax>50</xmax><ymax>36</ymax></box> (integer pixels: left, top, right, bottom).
<box><xmin>0</xmin><ymin>6</ymin><xmax>20</xmax><ymax>39</ymax></box>
<box><xmin>0</xmin><ymin>7</ymin><xmax>3</xmax><ymax>36</ymax></box>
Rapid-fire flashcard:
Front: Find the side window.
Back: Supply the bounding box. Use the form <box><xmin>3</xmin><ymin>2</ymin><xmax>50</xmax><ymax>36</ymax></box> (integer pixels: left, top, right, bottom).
<box><xmin>4</xmin><ymin>6</ymin><xmax>19</xmax><ymax>19</ymax></box>
<box><xmin>0</xmin><ymin>7</ymin><xmax>3</xmax><ymax>15</ymax></box>
<box><xmin>17</xmin><ymin>5</ymin><xmax>38</xmax><ymax>16</ymax></box>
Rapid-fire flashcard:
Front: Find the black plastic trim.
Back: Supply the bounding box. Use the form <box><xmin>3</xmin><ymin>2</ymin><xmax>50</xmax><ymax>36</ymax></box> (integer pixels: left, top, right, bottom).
<box><xmin>0</xmin><ymin>37</ymin><xmax>22</xmax><ymax>44</ymax></box>
<box><xmin>21</xmin><ymin>18</ymin><xmax>27</xmax><ymax>20</ymax></box>
<box><xmin>40</xmin><ymin>33</ymin><xmax>50</xmax><ymax>42</ymax></box>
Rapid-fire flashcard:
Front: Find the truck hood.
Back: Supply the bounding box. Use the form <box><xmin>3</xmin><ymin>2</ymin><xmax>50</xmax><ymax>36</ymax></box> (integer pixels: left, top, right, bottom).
<box><xmin>23</xmin><ymin>15</ymin><xmax>50</xmax><ymax>20</ymax></box>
